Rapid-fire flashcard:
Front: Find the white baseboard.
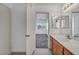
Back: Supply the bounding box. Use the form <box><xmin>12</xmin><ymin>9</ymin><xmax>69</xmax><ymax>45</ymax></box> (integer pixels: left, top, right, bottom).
<box><xmin>11</xmin><ymin>49</ymin><xmax>26</xmax><ymax>53</ymax></box>
<box><xmin>0</xmin><ymin>50</ymin><xmax>11</xmax><ymax>55</ymax></box>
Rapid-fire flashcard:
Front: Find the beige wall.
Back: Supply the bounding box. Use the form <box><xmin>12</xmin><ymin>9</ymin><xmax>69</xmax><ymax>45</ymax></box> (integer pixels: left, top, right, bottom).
<box><xmin>4</xmin><ymin>3</ymin><xmax>26</xmax><ymax>52</ymax></box>
<box><xmin>0</xmin><ymin>4</ymin><xmax>11</xmax><ymax>54</ymax></box>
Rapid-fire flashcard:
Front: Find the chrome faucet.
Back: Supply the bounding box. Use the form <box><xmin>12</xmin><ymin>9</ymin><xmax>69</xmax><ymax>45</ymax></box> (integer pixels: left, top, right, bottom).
<box><xmin>74</xmin><ymin>34</ymin><xmax>79</xmax><ymax>37</ymax></box>
<box><xmin>66</xmin><ymin>35</ymin><xmax>72</xmax><ymax>39</ymax></box>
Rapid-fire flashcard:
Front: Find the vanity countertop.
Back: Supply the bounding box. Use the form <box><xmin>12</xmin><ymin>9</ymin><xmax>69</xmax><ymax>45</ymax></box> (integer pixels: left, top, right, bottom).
<box><xmin>50</xmin><ymin>34</ymin><xmax>79</xmax><ymax>55</ymax></box>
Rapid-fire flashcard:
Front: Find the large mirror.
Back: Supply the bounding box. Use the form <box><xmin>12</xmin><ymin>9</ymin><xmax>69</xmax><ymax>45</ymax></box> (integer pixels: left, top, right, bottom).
<box><xmin>55</xmin><ymin>18</ymin><xmax>61</xmax><ymax>29</ymax></box>
<box><xmin>61</xmin><ymin>16</ymin><xmax>69</xmax><ymax>28</ymax></box>
<box><xmin>52</xmin><ymin>15</ymin><xmax>69</xmax><ymax>29</ymax></box>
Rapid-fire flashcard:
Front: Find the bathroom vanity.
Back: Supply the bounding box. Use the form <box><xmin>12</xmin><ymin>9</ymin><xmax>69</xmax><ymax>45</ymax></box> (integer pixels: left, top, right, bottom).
<box><xmin>50</xmin><ymin>34</ymin><xmax>79</xmax><ymax>55</ymax></box>
<box><xmin>50</xmin><ymin>35</ymin><xmax>73</xmax><ymax>55</ymax></box>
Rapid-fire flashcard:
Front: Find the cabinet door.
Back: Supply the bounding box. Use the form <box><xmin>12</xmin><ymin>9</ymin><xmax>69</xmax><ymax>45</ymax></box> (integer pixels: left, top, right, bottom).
<box><xmin>52</xmin><ymin>39</ymin><xmax>57</xmax><ymax>55</ymax></box>
<box><xmin>56</xmin><ymin>42</ymin><xmax>63</xmax><ymax>55</ymax></box>
<box><xmin>64</xmin><ymin>48</ymin><xmax>73</xmax><ymax>55</ymax></box>
<box><xmin>52</xmin><ymin>38</ymin><xmax>63</xmax><ymax>55</ymax></box>
<box><xmin>50</xmin><ymin>36</ymin><xmax>73</xmax><ymax>55</ymax></box>
<box><xmin>50</xmin><ymin>36</ymin><xmax>53</xmax><ymax>51</ymax></box>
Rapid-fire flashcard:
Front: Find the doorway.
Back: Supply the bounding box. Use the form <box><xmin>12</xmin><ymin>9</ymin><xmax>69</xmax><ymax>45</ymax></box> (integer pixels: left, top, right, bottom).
<box><xmin>35</xmin><ymin>12</ymin><xmax>49</xmax><ymax>48</ymax></box>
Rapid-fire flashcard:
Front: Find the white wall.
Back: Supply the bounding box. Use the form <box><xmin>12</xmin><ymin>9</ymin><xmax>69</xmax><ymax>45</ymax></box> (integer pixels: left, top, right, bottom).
<box><xmin>4</xmin><ymin>3</ymin><xmax>26</xmax><ymax>52</ymax></box>
<box><xmin>11</xmin><ymin>3</ymin><xmax>26</xmax><ymax>52</ymax></box>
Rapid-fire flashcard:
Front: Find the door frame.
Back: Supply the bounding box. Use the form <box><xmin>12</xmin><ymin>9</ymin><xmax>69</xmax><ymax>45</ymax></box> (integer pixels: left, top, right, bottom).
<box><xmin>26</xmin><ymin>3</ymin><xmax>36</xmax><ymax>55</ymax></box>
<box><xmin>35</xmin><ymin>12</ymin><xmax>50</xmax><ymax>48</ymax></box>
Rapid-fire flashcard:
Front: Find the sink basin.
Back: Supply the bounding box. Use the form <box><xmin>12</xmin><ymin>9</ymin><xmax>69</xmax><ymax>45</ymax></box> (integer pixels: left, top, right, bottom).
<box><xmin>65</xmin><ymin>35</ymin><xmax>72</xmax><ymax>39</ymax></box>
<box><xmin>73</xmin><ymin>37</ymin><xmax>79</xmax><ymax>41</ymax></box>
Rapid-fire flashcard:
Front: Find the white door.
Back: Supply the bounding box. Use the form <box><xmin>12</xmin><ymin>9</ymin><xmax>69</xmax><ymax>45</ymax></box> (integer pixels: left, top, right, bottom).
<box><xmin>26</xmin><ymin>4</ymin><xmax>35</xmax><ymax>55</ymax></box>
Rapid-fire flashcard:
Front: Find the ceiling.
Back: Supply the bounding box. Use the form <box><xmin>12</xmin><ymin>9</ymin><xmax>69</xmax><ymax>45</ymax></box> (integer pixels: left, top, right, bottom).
<box><xmin>72</xmin><ymin>6</ymin><xmax>79</xmax><ymax>12</ymax></box>
<box><xmin>34</xmin><ymin>3</ymin><xmax>64</xmax><ymax>6</ymax></box>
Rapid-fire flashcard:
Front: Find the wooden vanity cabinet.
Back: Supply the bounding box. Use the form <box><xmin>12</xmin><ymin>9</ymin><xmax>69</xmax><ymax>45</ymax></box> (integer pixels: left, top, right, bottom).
<box><xmin>50</xmin><ymin>36</ymin><xmax>63</xmax><ymax>55</ymax></box>
<box><xmin>50</xmin><ymin>36</ymin><xmax>73</xmax><ymax>55</ymax></box>
<box><xmin>52</xmin><ymin>39</ymin><xmax>63</xmax><ymax>55</ymax></box>
<box><xmin>52</xmin><ymin>39</ymin><xmax>57</xmax><ymax>54</ymax></box>
<box><xmin>50</xmin><ymin>36</ymin><xmax>53</xmax><ymax>51</ymax></box>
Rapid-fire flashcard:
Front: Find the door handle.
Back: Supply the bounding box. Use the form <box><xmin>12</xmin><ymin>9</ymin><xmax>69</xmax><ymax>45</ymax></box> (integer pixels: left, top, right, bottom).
<box><xmin>25</xmin><ymin>34</ymin><xmax>30</xmax><ymax>37</ymax></box>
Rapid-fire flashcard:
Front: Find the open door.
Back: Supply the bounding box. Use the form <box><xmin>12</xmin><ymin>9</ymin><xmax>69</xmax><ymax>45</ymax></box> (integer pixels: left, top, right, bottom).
<box><xmin>26</xmin><ymin>3</ymin><xmax>35</xmax><ymax>55</ymax></box>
